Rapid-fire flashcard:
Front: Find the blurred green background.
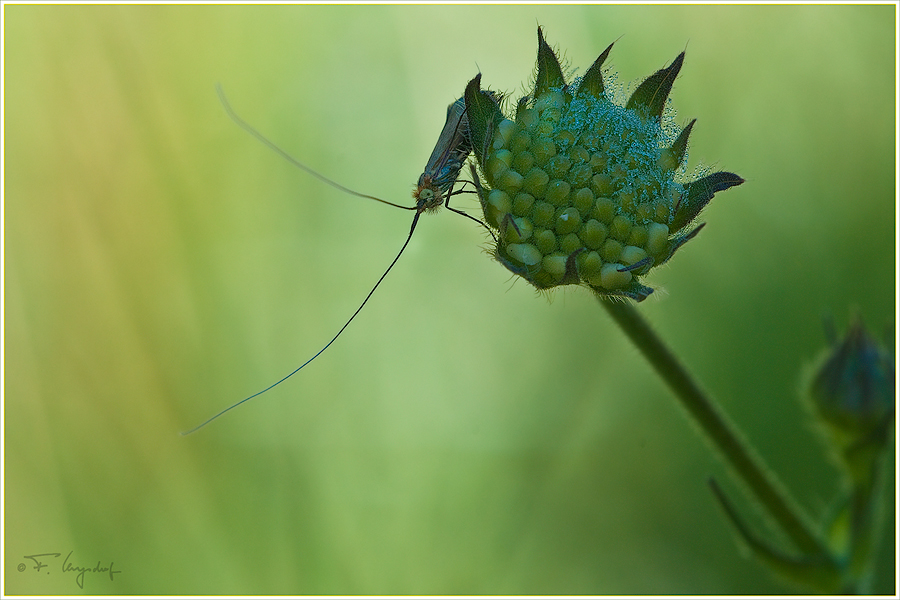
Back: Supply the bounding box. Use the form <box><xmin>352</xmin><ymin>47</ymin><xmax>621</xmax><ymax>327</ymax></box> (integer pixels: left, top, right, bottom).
<box><xmin>4</xmin><ymin>4</ymin><xmax>895</xmax><ymax>595</ymax></box>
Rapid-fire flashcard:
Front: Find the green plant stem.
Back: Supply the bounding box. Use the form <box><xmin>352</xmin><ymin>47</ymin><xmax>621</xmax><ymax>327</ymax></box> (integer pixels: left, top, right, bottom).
<box><xmin>843</xmin><ymin>446</ymin><xmax>890</xmax><ymax>593</ymax></box>
<box><xmin>598</xmin><ymin>296</ymin><xmax>827</xmax><ymax>557</ymax></box>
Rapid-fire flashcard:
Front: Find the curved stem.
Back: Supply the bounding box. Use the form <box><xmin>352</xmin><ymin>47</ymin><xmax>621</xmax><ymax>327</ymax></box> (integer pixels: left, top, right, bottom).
<box><xmin>598</xmin><ymin>296</ymin><xmax>827</xmax><ymax>557</ymax></box>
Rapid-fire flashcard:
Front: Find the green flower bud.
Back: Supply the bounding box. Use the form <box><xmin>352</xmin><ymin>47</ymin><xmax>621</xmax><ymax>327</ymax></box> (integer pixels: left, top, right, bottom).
<box><xmin>546</xmin><ymin>179</ymin><xmax>572</xmax><ymax>206</ymax></box>
<box><xmin>577</xmin><ymin>250</ymin><xmax>603</xmax><ymax>279</ymax></box>
<box><xmin>487</xmin><ymin>188</ymin><xmax>511</xmax><ymax>213</ymax></box>
<box><xmin>579</xmin><ymin>219</ymin><xmax>608</xmax><ymax>250</ymax></box>
<box><xmin>570</xmin><ymin>145</ymin><xmax>590</xmax><ymax>164</ymax></box>
<box><xmin>510</xmin><ymin>130</ymin><xmax>531</xmax><ymax>154</ymax></box>
<box><xmin>513</xmin><ymin>150</ymin><xmax>535</xmax><ymax>175</ymax></box>
<box><xmin>646</xmin><ymin>222</ymin><xmax>669</xmax><ymax>257</ymax></box>
<box><xmin>531</xmin><ymin>201</ymin><xmax>555</xmax><ymax>228</ymax></box>
<box><xmin>542</xmin><ymin>253</ymin><xmax>568</xmax><ymax>279</ymax></box>
<box><xmin>600</xmin><ymin>238</ymin><xmax>623</xmax><ymax>263</ymax></box>
<box><xmin>534</xmin><ymin>228</ymin><xmax>557</xmax><ymax>254</ymax></box>
<box><xmin>547</xmin><ymin>154</ymin><xmax>573</xmax><ymax>179</ymax></box>
<box><xmin>600</xmin><ymin>262</ymin><xmax>631</xmax><ymax>290</ymax></box>
<box><xmin>621</xmin><ymin>245</ymin><xmax>649</xmax><ymax>268</ymax></box>
<box><xmin>627</xmin><ymin>225</ymin><xmax>649</xmax><ymax>248</ymax></box>
<box><xmin>592</xmin><ymin>197</ymin><xmax>615</xmax><ymax>223</ymax></box>
<box><xmin>505</xmin><ymin>216</ymin><xmax>533</xmax><ymax>243</ymax></box>
<box><xmin>573</xmin><ymin>187</ymin><xmax>595</xmax><ymax>214</ymax></box>
<box><xmin>512</xmin><ymin>192</ymin><xmax>536</xmax><ymax>216</ymax></box>
<box><xmin>497</xmin><ymin>169</ymin><xmax>524</xmax><ymax>192</ymax></box>
<box><xmin>506</xmin><ymin>243</ymin><xmax>542</xmax><ymax>266</ymax></box>
<box><xmin>560</xmin><ymin>232</ymin><xmax>583</xmax><ymax>255</ymax></box>
<box><xmin>484</xmin><ymin>188</ymin><xmax>511</xmax><ymax>229</ymax></box>
<box><xmin>531</xmin><ymin>138</ymin><xmax>556</xmax><ymax>166</ymax></box>
<box><xmin>522</xmin><ymin>167</ymin><xmax>550</xmax><ymax>197</ymax></box>
<box><xmin>591</xmin><ymin>173</ymin><xmax>615</xmax><ymax>198</ymax></box>
<box><xmin>496</xmin><ymin>119</ymin><xmax>517</xmax><ymax>147</ymax></box>
<box><xmin>554</xmin><ymin>207</ymin><xmax>581</xmax><ymax>235</ymax></box>
<box><xmin>465</xmin><ymin>27</ymin><xmax>743</xmax><ymax>300</ymax></box>
<box><xmin>807</xmin><ymin>318</ymin><xmax>895</xmax><ymax>480</ymax></box>
<box><xmin>610</xmin><ymin>215</ymin><xmax>632</xmax><ymax>241</ymax></box>
<box><xmin>569</xmin><ymin>163</ymin><xmax>594</xmax><ymax>189</ymax></box>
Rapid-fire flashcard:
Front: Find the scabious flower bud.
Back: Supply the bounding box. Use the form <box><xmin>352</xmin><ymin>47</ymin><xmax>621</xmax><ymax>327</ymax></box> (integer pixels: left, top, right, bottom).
<box><xmin>465</xmin><ymin>28</ymin><xmax>744</xmax><ymax>301</ymax></box>
<box><xmin>807</xmin><ymin>318</ymin><xmax>895</xmax><ymax>479</ymax></box>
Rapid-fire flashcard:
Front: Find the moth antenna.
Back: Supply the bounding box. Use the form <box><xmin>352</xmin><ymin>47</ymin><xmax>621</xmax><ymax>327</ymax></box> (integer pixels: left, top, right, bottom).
<box><xmin>216</xmin><ymin>83</ymin><xmax>415</xmax><ymax>211</ymax></box>
<box><xmin>181</xmin><ymin>210</ymin><xmax>425</xmax><ymax>435</ymax></box>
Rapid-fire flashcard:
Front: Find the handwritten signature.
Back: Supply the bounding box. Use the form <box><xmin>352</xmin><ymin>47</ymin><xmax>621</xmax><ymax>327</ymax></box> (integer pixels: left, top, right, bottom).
<box><xmin>19</xmin><ymin>551</ymin><xmax>121</xmax><ymax>589</ymax></box>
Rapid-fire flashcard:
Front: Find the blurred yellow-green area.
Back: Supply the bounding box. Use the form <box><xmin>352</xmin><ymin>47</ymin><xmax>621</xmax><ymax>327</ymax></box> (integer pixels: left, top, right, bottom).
<box><xmin>4</xmin><ymin>5</ymin><xmax>895</xmax><ymax>595</ymax></box>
